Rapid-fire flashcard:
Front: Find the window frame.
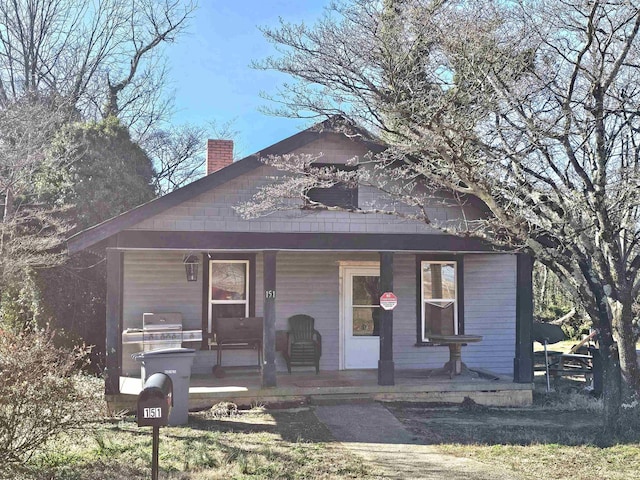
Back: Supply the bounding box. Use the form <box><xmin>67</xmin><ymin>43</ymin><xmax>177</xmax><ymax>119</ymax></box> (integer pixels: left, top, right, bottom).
<box><xmin>208</xmin><ymin>259</ymin><xmax>250</xmax><ymax>331</ymax></box>
<box><xmin>201</xmin><ymin>253</ymin><xmax>256</xmax><ymax>349</ymax></box>
<box><xmin>415</xmin><ymin>255</ymin><xmax>464</xmax><ymax>345</ymax></box>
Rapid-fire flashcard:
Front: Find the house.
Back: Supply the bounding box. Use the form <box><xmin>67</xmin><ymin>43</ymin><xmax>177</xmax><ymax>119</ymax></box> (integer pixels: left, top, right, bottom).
<box><xmin>67</xmin><ymin>119</ymin><xmax>534</xmax><ymax>406</ymax></box>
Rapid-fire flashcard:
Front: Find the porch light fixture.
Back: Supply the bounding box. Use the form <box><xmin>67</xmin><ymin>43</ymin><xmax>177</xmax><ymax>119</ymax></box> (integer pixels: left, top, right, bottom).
<box><xmin>183</xmin><ymin>254</ymin><xmax>200</xmax><ymax>282</ymax></box>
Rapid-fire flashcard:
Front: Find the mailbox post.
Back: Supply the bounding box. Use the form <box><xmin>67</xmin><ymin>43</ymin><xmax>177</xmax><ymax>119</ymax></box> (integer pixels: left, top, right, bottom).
<box><xmin>137</xmin><ymin>373</ymin><xmax>173</xmax><ymax>480</ymax></box>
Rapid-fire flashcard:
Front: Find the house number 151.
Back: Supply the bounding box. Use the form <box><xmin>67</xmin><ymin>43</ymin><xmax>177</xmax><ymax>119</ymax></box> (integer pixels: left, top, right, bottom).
<box><xmin>265</xmin><ymin>290</ymin><xmax>276</xmax><ymax>299</ymax></box>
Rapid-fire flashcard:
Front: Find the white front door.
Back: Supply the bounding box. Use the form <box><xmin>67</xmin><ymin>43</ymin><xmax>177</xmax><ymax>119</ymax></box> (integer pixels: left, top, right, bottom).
<box><xmin>342</xmin><ymin>266</ymin><xmax>381</xmax><ymax>369</ymax></box>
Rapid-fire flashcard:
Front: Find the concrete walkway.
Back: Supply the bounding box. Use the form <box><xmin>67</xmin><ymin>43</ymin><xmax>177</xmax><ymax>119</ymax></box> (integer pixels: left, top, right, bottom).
<box><xmin>314</xmin><ymin>403</ymin><xmax>523</xmax><ymax>480</ymax></box>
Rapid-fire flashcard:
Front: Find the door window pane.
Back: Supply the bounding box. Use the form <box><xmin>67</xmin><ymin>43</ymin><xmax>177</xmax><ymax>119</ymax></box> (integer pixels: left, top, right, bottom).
<box><xmin>211</xmin><ymin>262</ymin><xmax>246</xmax><ymax>300</ymax></box>
<box><xmin>353</xmin><ymin>276</ymin><xmax>380</xmax><ymax>305</ymax></box>
<box><xmin>209</xmin><ymin>260</ymin><xmax>250</xmax><ymax>339</ymax></box>
<box><xmin>352</xmin><ymin>275</ymin><xmax>380</xmax><ymax>337</ymax></box>
<box><xmin>352</xmin><ymin>307</ymin><xmax>381</xmax><ymax>337</ymax></box>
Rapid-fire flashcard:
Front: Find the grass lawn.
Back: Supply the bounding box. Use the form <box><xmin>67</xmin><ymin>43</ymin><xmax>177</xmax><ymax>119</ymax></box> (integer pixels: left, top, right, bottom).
<box><xmin>29</xmin><ymin>407</ymin><xmax>373</xmax><ymax>479</ymax></box>
<box><xmin>387</xmin><ymin>381</ymin><xmax>640</xmax><ymax>480</ymax></box>
<box><xmin>23</xmin><ymin>376</ymin><xmax>640</xmax><ymax>480</ymax></box>
<box><xmin>440</xmin><ymin>443</ymin><xmax>640</xmax><ymax>480</ymax></box>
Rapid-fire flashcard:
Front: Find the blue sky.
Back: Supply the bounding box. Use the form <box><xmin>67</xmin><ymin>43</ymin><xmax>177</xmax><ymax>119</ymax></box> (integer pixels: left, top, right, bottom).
<box><xmin>165</xmin><ymin>0</ymin><xmax>329</xmax><ymax>158</ymax></box>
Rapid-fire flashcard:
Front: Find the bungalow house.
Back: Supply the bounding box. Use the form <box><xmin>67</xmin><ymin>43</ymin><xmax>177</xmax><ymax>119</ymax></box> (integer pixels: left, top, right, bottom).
<box><xmin>67</xmin><ymin>119</ymin><xmax>534</xmax><ymax>407</ymax></box>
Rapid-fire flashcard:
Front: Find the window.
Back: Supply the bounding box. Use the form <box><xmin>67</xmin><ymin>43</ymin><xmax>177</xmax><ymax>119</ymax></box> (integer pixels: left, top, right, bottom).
<box><xmin>208</xmin><ymin>260</ymin><xmax>249</xmax><ymax>335</ymax></box>
<box><xmin>351</xmin><ymin>275</ymin><xmax>381</xmax><ymax>336</ymax></box>
<box><xmin>306</xmin><ymin>163</ymin><xmax>358</xmax><ymax>209</ymax></box>
<box><xmin>419</xmin><ymin>258</ymin><xmax>462</xmax><ymax>343</ymax></box>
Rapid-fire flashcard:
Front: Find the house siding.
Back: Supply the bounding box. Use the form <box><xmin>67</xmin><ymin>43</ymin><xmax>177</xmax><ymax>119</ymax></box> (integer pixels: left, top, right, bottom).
<box><xmin>128</xmin><ymin>135</ymin><xmax>481</xmax><ymax>235</ymax></box>
<box><xmin>463</xmin><ymin>254</ymin><xmax>517</xmax><ymax>374</ymax></box>
<box><xmin>379</xmin><ymin>254</ymin><xmax>516</xmax><ymax>375</ymax></box>
<box><xmin>389</xmin><ymin>254</ymin><xmax>451</xmax><ymax>369</ymax></box>
<box><xmin>121</xmin><ymin>250</ymin><xmax>516</xmax><ymax>376</ymax></box>
<box><xmin>121</xmin><ymin>251</ymin><xmax>203</xmax><ymax>375</ymax></box>
<box><xmin>292</xmin><ymin>135</ymin><xmax>371</xmax><ymax>163</ymax></box>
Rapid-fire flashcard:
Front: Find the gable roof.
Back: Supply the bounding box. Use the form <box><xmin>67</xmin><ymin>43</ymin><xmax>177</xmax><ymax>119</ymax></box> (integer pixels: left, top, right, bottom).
<box><xmin>67</xmin><ymin>118</ymin><xmax>385</xmax><ymax>254</ymax></box>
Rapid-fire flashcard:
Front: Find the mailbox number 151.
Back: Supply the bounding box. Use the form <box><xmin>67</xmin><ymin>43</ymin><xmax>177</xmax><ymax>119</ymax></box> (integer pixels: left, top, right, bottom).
<box><xmin>265</xmin><ymin>290</ymin><xmax>276</xmax><ymax>299</ymax></box>
<box><xmin>143</xmin><ymin>407</ymin><xmax>162</xmax><ymax>419</ymax></box>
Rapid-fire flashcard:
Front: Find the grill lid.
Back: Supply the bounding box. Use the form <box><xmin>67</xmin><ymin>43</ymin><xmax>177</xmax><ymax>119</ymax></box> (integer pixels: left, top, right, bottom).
<box><xmin>123</xmin><ymin>312</ymin><xmax>202</xmax><ymax>349</ymax></box>
<box><xmin>143</xmin><ymin>312</ymin><xmax>183</xmax><ymax>331</ymax></box>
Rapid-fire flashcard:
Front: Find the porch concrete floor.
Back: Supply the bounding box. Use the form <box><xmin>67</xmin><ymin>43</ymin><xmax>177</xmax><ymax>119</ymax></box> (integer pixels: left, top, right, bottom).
<box><xmin>115</xmin><ymin>368</ymin><xmax>533</xmax><ymax>411</ymax></box>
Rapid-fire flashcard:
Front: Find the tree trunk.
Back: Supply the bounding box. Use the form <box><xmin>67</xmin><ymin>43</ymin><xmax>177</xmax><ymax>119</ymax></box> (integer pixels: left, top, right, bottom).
<box><xmin>611</xmin><ymin>297</ymin><xmax>640</xmax><ymax>399</ymax></box>
<box><xmin>600</xmin><ymin>296</ymin><xmax>640</xmax><ymax>438</ymax></box>
<box><xmin>600</xmin><ymin>340</ymin><xmax>621</xmax><ymax>436</ymax></box>
<box><xmin>104</xmin><ymin>87</ymin><xmax>119</xmax><ymax>119</ymax></box>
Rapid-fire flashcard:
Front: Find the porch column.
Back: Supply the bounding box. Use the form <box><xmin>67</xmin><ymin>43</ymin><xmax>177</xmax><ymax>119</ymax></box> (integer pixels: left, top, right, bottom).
<box><xmin>105</xmin><ymin>248</ymin><xmax>124</xmax><ymax>395</ymax></box>
<box><xmin>262</xmin><ymin>250</ymin><xmax>278</xmax><ymax>388</ymax></box>
<box><xmin>378</xmin><ymin>251</ymin><xmax>395</xmax><ymax>385</ymax></box>
<box><xmin>514</xmin><ymin>253</ymin><xmax>534</xmax><ymax>383</ymax></box>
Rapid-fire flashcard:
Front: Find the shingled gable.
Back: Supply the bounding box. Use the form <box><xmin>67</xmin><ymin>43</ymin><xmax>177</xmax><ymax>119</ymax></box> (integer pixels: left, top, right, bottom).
<box><xmin>66</xmin><ymin>119</ymin><xmax>385</xmax><ymax>254</ymax></box>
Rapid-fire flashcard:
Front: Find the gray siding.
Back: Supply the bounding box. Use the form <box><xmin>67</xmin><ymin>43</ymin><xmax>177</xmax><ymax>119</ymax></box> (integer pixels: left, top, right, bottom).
<box><xmin>130</xmin><ymin>163</ymin><xmax>439</xmax><ymax>234</ymax></box>
<box><xmin>379</xmin><ymin>253</ymin><xmax>516</xmax><ymax>375</ymax></box>
<box><xmin>462</xmin><ymin>254</ymin><xmax>517</xmax><ymax>374</ymax></box>
<box><xmin>121</xmin><ymin>250</ymin><xmax>516</xmax><ymax>376</ymax></box>
<box><xmin>274</xmin><ymin>251</ymin><xmax>379</xmax><ymax>371</ymax></box>
<box><xmin>122</xmin><ymin>251</ymin><xmax>202</xmax><ymax>375</ymax></box>
<box><xmin>390</xmin><ymin>254</ymin><xmax>449</xmax><ymax>369</ymax></box>
<box><xmin>293</xmin><ymin>135</ymin><xmax>370</xmax><ymax>163</ymax></box>
<box><xmin>128</xmin><ymin>135</ymin><xmax>480</xmax><ymax>235</ymax></box>
<box><xmin>274</xmin><ymin>251</ymin><xmax>341</xmax><ymax>371</ymax></box>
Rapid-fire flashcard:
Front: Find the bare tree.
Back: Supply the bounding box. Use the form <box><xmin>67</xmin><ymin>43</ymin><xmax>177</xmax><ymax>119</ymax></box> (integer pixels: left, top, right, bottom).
<box><xmin>0</xmin><ymin>205</ymin><xmax>69</xmax><ymax>287</ymax></box>
<box><xmin>0</xmin><ymin>0</ymin><xmax>197</xmax><ymax>281</ymax></box>
<box><xmin>0</xmin><ymin>99</ymin><xmax>71</xmax><ymax>220</ymax></box>
<box><xmin>248</xmin><ymin>0</ymin><xmax>640</xmax><ymax>433</ymax></box>
<box><xmin>0</xmin><ymin>327</ymin><xmax>96</xmax><ymax>475</ymax></box>
<box><xmin>0</xmin><ymin>99</ymin><xmax>71</xmax><ymax>289</ymax></box>
<box><xmin>0</xmin><ymin>0</ymin><xmax>196</xmax><ymax>137</ymax></box>
<box><xmin>146</xmin><ymin>118</ymin><xmax>244</xmax><ymax>194</ymax></box>
<box><xmin>144</xmin><ymin>123</ymin><xmax>207</xmax><ymax>195</ymax></box>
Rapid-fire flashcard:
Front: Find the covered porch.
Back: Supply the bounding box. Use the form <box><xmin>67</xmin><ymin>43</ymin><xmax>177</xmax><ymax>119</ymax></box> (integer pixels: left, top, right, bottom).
<box><xmin>104</xmin><ymin>240</ymin><xmax>534</xmax><ymax>395</ymax></box>
<box><xmin>100</xmin><ymin>232</ymin><xmax>535</xmax><ymax>399</ymax></box>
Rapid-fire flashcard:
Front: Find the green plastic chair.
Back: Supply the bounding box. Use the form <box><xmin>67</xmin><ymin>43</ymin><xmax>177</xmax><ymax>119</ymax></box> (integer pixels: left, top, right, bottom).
<box><xmin>283</xmin><ymin>314</ymin><xmax>322</xmax><ymax>374</ymax></box>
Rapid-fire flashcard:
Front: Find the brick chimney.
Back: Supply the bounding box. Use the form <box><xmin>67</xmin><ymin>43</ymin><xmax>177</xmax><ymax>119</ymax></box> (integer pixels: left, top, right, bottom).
<box><xmin>206</xmin><ymin>139</ymin><xmax>234</xmax><ymax>175</ymax></box>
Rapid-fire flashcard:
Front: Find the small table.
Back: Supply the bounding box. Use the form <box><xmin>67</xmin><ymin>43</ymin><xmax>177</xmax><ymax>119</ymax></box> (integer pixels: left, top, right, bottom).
<box><xmin>428</xmin><ymin>334</ymin><xmax>483</xmax><ymax>378</ymax></box>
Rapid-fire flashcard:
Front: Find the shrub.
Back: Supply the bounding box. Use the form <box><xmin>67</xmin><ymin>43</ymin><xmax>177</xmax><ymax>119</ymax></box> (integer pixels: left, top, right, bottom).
<box><xmin>0</xmin><ymin>327</ymin><xmax>99</xmax><ymax>477</ymax></box>
<box><xmin>205</xmin><ymin>401</ymin><xmax>239</xmax><ymax>419</ymax></box>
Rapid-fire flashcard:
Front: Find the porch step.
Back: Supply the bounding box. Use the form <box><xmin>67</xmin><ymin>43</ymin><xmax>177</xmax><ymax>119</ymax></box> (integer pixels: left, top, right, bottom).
<box><xmin>309</xmin><ymin>393</ymin><xmax>375</xmax><ymax>406</ymax></box>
